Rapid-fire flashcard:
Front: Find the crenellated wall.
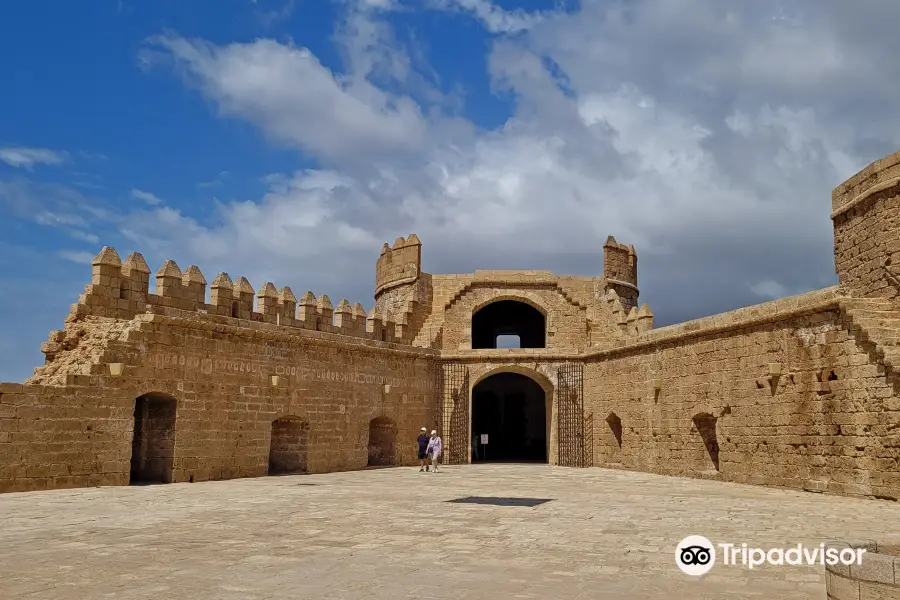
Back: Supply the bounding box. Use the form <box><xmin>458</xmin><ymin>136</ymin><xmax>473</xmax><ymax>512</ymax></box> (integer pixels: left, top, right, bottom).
<box><xmin>67</xmin><ymin>246</ymin><xmax>409</xmax><ymax>351</ymax></box>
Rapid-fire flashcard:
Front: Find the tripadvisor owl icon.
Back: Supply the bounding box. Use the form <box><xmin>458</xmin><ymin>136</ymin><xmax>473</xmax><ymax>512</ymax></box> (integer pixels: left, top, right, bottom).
<box><xmin>676</xmin><ymin>535</ymin><xmax>716</xmax><ymax>576</ymax></box>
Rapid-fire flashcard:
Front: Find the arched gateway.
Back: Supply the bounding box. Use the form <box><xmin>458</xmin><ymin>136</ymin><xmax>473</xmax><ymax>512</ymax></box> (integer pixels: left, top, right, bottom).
<box><xmin>471</xmin><ymin>372</ymin><xmax>549</xmax><ymax>462</ymax></box>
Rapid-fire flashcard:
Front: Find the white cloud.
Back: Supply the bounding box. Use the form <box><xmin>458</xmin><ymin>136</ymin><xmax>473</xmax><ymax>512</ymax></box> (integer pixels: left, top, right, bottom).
<box><xmin>69</xmin><ymin>230</ymin><xmax>100</xmax><ymax>244</ymax></box>
<box><xmin>141</xmin><ymin>31</ymin><xmax>432</xmax><ymax>166</ymax></box>
<box><xmin>131</xmin><ymin>188</ymin><xmax>164</xmax><ymax>206</ymax></box>
<box><xmin>57</xmin><ymin>250</ymin><xmax>95</xmax><ymax>265</ymax></box>
<box><xmin>427</xmin><ymin>0</ymin><xmax>546</xmax><ymax>33</ymax></box>
<box><xmin>0</xmin><ymin>178</ymin><xmax>117</xmax><ymax>238</ymax></box>
<box><xmin>257</xmin><ymin>0</ymin><xmax>296</xmax><ymax>27</ymax></box>
<box><xmin>113</xmin><ymin>1</ymin><xmax>900</xmax><ymax>324</ymax></box>
<box><xmin>0</xmin><ymin>146</ymin><xmax>68</xmax><ymax>169</ymax></box>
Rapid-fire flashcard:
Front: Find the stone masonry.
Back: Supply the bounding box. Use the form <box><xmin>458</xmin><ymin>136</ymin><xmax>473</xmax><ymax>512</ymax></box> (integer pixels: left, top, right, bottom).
<box><xmin>2</xmin><ymin>151</ymin><xmax>900</xmax><ymax>499</ymax></box>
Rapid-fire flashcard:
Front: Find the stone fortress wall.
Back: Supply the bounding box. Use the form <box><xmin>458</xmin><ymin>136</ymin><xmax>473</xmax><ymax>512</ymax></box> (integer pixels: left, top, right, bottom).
<box><xmin>2</xmin><ymin>151</ymin><xmax>900</xmax><ymax>499</ymax></box>
<box><xmin>0</xmin><ymin>245</ymin><xmax>440</xmax><ymax>491</ymax></box>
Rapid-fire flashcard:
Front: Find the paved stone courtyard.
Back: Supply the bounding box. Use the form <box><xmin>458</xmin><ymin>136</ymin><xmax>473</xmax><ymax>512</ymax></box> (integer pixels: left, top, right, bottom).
<box><xmin>1</xmin><ymin>465</ymin><xmax>899</xmax><ymax>599</ymax></box>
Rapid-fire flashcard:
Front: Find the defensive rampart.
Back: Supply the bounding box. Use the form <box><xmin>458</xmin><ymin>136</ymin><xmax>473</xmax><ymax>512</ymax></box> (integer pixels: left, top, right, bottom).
<box><xmin>585</xmin><ymin>288</ymin><xmax>900</xmax><ymax>500</ymax></box>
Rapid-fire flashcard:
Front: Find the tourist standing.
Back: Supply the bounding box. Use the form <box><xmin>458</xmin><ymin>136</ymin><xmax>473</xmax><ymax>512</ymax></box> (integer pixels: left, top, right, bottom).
<box><xmin>417</xmin><ymin>427</ymin><xmax>431</xmax><ymax>472</ymax></box>
<box><xmin>427</xmin><ymin>430</ymin><xmax>442</xmax><ymax>473</ymax></box>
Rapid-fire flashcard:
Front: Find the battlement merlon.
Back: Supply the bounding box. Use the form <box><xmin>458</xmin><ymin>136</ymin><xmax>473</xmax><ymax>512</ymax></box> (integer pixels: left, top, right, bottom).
<box><xmin>603</xmin><ymin>235</ymin><xmax>639</xmax><ymax>311</ymax></box>
<box><xmin>375</xmin><ymin>234</ymin><xmax>422</xmax><ymax>297</ymax></box>
<box><xmin>67</xmin><ymin>246</ymin><xmax>410</xmax><ymax>345</ymax></box>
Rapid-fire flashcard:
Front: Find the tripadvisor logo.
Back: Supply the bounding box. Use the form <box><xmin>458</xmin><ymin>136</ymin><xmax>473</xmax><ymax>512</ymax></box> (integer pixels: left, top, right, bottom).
<box><xmin>676</xmin><ymin>535</ymin><xmax>716</xmax><ymax>576</ymax></box>
<box><xmin>675</xmin><ymin>535</ymin><xmax>867</xmax><ymax>575</ymax></box>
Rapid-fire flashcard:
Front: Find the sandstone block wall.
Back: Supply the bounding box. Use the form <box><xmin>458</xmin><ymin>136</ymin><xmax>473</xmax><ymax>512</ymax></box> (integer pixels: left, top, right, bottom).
<box><xmin>0</xmin><ymin>380</ymin><xmax>137</xmax><ymax>492</ymax></box>
<box><xmin>412</xmin><ymin>274</ymin><xmax>476</xmax><ymax>348</ymax></box>
<box><xmin>833</xmin><ymin>150</ymin><xmax>900</xmax><ymax>300</ymax></box>
<box><xmin>0</xmin><ymin>305</ymin><xmax>437</xmax><ymax>492</ymax></box>
<box><xmin>825</xmin><ymin>540</ymin><xmax>900</xmax><ymax>600</ymax></box>
<box><xmin>585</xmin><ymin>288</ymin><xmax>900</xmax><ymax>500</ymax></box>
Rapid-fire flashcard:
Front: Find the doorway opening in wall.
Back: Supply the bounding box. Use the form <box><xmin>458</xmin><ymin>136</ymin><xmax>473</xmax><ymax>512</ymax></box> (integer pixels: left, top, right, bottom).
<box><xmin>130</xmin><ymin>392</ymin><xmax>177</xmax><ymax>485</ymax></box>
<box><xmin>472</xmin><ymin>300</ymin><xmax>546</xmax><ymax>349</ymax></box>
<box><xmin>367</xmin><ymin>416</ymin><xmax>398</xmax><ymax>467</ymax></box>
<box><xmin>471</xmin><ymin>372</ymin><xmax>548</xmax><ymax>463</ymax></box>
<box><xmin>269</xmin><ymin>417</ymin><xmax>310</xmax><ymax>475</ymax></box>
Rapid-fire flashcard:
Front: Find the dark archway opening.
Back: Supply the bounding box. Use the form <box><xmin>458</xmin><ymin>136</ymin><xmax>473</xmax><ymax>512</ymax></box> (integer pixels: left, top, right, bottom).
<box><xmin>130</xmin><ymin>393</ymin><xmax>177</xmax><ymax>484</ymax></box>
<box><xmin>269</xmin><ymin>417</ymin><xmax>310</xmax><ymax>475</ymax></box>
<box><xmin>472</xmin><ymin>300</ymin><xmax>546</xmax><ymax>349</ymax></box>
<box><xmin>367</xmin><ymin>417</ymin><xmax>398</xmax><ymax>466</ymax></box>
<box><xmin>472</xmin><ymin>372</ymin><xmax>547</xmax><ymax>462</ymax></box>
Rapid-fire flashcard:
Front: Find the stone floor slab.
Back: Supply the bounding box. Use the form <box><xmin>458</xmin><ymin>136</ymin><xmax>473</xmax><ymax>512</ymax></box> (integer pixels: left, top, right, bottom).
<box><xmin>1</xmin><ymin>464</ymin><xmax>899</xmax><ymax>599</ymax></box>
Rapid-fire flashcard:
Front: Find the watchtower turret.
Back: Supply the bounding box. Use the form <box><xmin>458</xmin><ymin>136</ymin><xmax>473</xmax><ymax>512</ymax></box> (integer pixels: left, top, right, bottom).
<box><xmin>603</xmin><ymin>235</ymin><xmax>639</xmax><ymax>311</ymax></box>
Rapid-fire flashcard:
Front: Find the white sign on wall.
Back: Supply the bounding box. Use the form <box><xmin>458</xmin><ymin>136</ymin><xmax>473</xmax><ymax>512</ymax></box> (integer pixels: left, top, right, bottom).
<box><xmin>481</xmin><ymin>434</ymin><xmax>489</xmax><ymax>444</ymax></box>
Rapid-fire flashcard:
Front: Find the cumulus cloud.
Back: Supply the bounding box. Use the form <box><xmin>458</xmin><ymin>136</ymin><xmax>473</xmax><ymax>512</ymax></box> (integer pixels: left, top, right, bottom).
<box><xmin>131</xmin><ymin>188</ymin><xmax>164</xmax><ymax>206</ymax></box>
<box><xmin>140</xmin><ymin>30</ymin><xmax>434</xmax><ymax>167</ymax></box>
<box><xmin>0</xmin><ymin>146</ymin><xmax>68</xmax><ymax>169</ymax></box>
<box><xmin>117</xmin><ymin>0</ymin><xmax>900</xmax><ymax>325</ymax></box>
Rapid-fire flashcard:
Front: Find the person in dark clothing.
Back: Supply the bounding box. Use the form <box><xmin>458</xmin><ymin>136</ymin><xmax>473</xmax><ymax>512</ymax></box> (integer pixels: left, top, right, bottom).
<box><xmin>417</xmin><ymin>427</ymin><xmax>431</xmax><ymax>472</ymax></box>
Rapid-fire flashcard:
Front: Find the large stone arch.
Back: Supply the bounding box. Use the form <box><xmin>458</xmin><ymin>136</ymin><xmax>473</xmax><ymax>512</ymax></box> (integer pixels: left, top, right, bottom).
<box><xmin>470</xmin><ymin>364</ymin><xmax>556</xmax><ymax>392</ymax></box>
<box><xmin>468</xmin><ymin>364</ymin><xmax>558</xmax><ymax>464</ymax></box>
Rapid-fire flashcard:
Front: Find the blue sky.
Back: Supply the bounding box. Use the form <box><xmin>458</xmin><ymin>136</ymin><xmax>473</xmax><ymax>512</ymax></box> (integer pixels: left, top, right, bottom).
<box><xmin>2</xmin><ymin>0</ymin><xmax>900</xmax><ymax>381</ymax></box>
